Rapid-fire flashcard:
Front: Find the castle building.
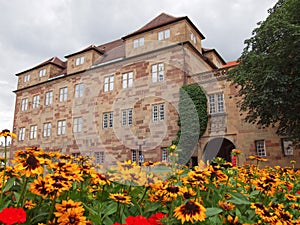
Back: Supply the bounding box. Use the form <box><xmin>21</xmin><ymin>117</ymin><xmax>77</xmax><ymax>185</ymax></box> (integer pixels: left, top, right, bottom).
<box><xmin>11</xmin><ymin>13</ymin><xmax>299</xmax><ymax>168</ymax></box>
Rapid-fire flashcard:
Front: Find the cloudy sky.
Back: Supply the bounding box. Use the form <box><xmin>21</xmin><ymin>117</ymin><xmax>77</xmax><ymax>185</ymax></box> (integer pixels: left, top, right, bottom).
<box><xmin>0</xmin><ymin>0</ymin><xmax>277</xmax><ymax>133</ymax></box>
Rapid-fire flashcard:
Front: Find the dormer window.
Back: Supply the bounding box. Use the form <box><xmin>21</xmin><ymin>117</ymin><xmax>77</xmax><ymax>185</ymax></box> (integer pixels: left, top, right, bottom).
<box><xmin>39</xmin><ymin>69</ymin><xmax>46</xmax><ymax>77</ymax></box>
<box><xmin>190</xmin><ymin>32</ymin><xmax>197</xmax><ymax>44</ymax></box>
<box><xmin>158</xmin><ymin>29</ymin><xmax>170</xmax><ymax>40</ymax></box>
<box><xmin>133</xmin><ymin>37</ymin><xmax>144</xmax><ymax>48</ymax></box>
<box><xmin>24</xmin><ymin>74</ymin><xmax>30</xmax><ymax>83</ymax></box>
<box><xmin>75</xmin><ymin>56</ymin><xmax>85</xmax><ymax>66</ymax></box>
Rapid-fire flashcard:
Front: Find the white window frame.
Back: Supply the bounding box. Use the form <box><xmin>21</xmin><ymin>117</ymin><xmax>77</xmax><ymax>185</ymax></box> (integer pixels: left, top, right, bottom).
<box><xmin>190</xmin><ymin>32</ymin><xmax>197</xmax><ymax>44</ymax></box>
<box><xmin>121</xmin><ymin>108</ymin><xmax>133</xmax><ymax>126</ymax></box>
<box><xmin>72</xmin><ymin>152</ymin><xmax>81</xmax><ymax>158</ymax></box>
<box><xmin>59</xmin><ymin>87</ymin><xmax>68</xmax><ymax>102</ymax></box>
<box><xmin>255</xmin><ymin>140</ymin><xmax>266</xmax><ymax>157</ymax></box>
<box><xmin>152</xmin><ymin>103</ymin><xmax>165</xmax><ymax>122</ymax></box>
<box><xmin>45</xmin><ymin>91</ymin><xmax>53</xmax><ymax>106</ymax></box>
<box><xmin>133</xmin><ymin>37</ymin><xmax>144</xmax><ymax>48</ymax></box>
<box><xmin>18</xmin><ymin>128</ymin><xmax>25</xmax><ymax>141</ymax></box>
<box><xmin>104</xmin><ymin>75</ymin><xmax>114</xmax><ymax>92</ymax></box>
<box><xmin>73</xmin><ymin>117</ymin><xmax>83</xmax><ymax>133</ymax></box>
<box><xmin>29</xmin><ymin>125</ymin><xmax>37</xmax><ymax>140</ymax></box>
<box><xmin>103</xmin><ymin>112</ymin><xmax>113</xmax><ymax>128</ymax></box>
<box><xmin>122</xmin><ymin>72</ymin><xmax>133</xmax><ymax>89</ymax></box>
<box><xmin>158</xmin><ymin>29</ymin><xmax>170</xmax><ymax>40</ymax></box>
<box><xmin>21</xmin><ymin>98</ymin><xmax>28</xmax><ymax>111</ymax></box>
<box><xmin>75</xmin><ymin>83</ymin><xmax>84</xmax><ymax>98</ymax></box>
<box><xmin>24</xmin><ymin>74</ymin><xmax>30</xmax><ymax>83</ymax></box>
<box><xmin>131</xmin><ymin>150</ymin><xmax>137</xmax><ymax>162</ymax></box>
<box><xmin>152</xmin><ymin>63</ymin><xmax>164</xmax><ymax>83</ymax></box>
<box><xmin>39</xmin><ymin>69</ymin><xmax>46</xmax><ymax>77</ymax></box>
<box><xmin>94</xmin><ymin>152</ymin><xmax>105</xmax><ymax>164</ymax></box>
<box><xmin>208</xmin><ymin>93</ymin><xmax>225</xmax><ymax>114</ymax></box>
<box><xmin>32</xmin><ymin>95</ymin><xmax>40</xmax><ymax>108</ymax></box>
<box><xmin>75</xmin><ymin>56</ymin><xmax>85</xmax><ymax>66</ymax></box>
<box><xmin>162</xmin><ymin>148</ymin><xmax>169</xmax><ymax>162</ymax></box>
<box><xmin>43</xmin><ymin>122</ymin><xmax>51</xmax><ymax>137</ymax></box>
<box><xmin>57</xmin><ymin>120</ymin><xmax>66</xmax><ymax>136</ymax></box>
<box><xmin>281</xmin><ymin>138</ymin><xmax>293</xmax><ymax>156</ymax></box>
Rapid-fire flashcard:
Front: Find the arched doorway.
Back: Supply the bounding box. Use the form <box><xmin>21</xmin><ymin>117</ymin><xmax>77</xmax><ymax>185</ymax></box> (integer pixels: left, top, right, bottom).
<box><xmin>202</xmin><ymin>138</ymin><xmax>235</xmax><ymax>162</ymax></box>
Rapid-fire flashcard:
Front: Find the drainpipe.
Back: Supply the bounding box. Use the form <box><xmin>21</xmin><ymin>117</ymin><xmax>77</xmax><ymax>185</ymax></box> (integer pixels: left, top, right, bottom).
<box><xmin>181</xmin><ymin>42</ymin><xmax>187</xmax><ymax>85</ymax></box>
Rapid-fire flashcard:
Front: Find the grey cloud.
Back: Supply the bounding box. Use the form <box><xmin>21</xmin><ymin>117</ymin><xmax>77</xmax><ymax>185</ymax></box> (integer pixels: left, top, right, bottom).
<box><xmin>0</xmin><ymin>0</ymin><xmax>277</xmax><ymax>130</ymax></box>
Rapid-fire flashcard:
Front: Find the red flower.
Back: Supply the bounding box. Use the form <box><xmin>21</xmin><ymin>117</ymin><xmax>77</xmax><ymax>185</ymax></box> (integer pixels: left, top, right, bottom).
<box><xmin>126</xmin><ymin>215</ymin><xmax>151</xmax><ymax>225</ymax></box>
<box><xmin>0</xmin><ymin>207</ymin><xmax>26</xmax><ymax>225</ymax></box>
<box><xmin>147</xmin><ymin>213</ymin><xmax>167</xmax><ymax>225</ymax></box>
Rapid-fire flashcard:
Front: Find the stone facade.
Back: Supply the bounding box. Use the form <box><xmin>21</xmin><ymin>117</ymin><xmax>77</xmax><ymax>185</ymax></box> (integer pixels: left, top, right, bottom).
<box><xmin>11</xmin><ymin>13</ymin><xmax>299</xmax><ymax>168</ymax></box>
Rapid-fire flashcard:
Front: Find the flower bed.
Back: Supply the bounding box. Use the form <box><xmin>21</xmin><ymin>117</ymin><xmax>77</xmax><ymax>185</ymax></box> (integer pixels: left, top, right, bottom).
<box><xmin>0</xmin><ymin>146</ymin><xmax>299</xmax><ymax>225</ymax></box>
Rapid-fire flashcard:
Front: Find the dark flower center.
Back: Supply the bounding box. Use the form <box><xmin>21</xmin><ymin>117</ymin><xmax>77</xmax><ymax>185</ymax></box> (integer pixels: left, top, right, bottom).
<box><xmin>167</xmin><ymin>186</ymin><xmax>179</xmax><ymax>193</ymax></box>
<box><xmin>115</xmin><ymin>195</ymin><xmax>126</xmax><ymax>201</ymax></box>
<box><xmin>69</xmin><ymin>216</ymin><xmax>76</xmax><ymax>223</ymax></box>
<box><xmin>26</xmin><ymin>154</ymin><xmax>39</xmax><ymax>168</ymax></box>
<box><xmin>184</xmin><ymin>201</ymin><xmax>200</xmax><ymax>215</ymax></box>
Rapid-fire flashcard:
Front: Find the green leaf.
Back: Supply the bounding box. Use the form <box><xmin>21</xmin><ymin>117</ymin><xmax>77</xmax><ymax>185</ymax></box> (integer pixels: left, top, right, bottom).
<box><xmin>249</xmin><ymin>190</ymin><xmax>261</xmax><ymax>197</ymax></box>
<box><xmin>103</xmin><ymin>202</ymin><xmax>118</xmax><ymax>217</ymax></box>
<box><xmin>205</xmin><ymin>207</ymin><xmax>223</xmax><ymax>217</ymax></box>
<box><xmin>14</xmin><ymin>191</ymin><xmax>21</xmax><ymax>204</ymax></box>
<box><xmin>228</xmin><ymin>192</ymin><xmax>250</xmax><ymax>205</ymax></box>
<box><xmin>3</xmin><ymin>177</ymin><xmax>16</xmax><ymax>192</ymax></box>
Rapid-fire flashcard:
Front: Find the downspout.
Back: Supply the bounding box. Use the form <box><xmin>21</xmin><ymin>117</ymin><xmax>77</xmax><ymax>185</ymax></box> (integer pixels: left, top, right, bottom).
<box><xmin>181</xmin><ymin>42</ymin><xmax>187</xmax><ymax>85</ymax></box>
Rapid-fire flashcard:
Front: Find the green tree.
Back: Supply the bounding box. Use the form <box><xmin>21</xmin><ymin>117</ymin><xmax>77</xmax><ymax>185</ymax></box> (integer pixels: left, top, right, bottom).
<box><xmin>173</xmin><ymin>84</ymin><xmax>208</xmax><ymax>164</ymax></box>
<box><xmin>229</xmin><ymin>0</ymin><xmax>300</xmax><ymax>143</ymax></box>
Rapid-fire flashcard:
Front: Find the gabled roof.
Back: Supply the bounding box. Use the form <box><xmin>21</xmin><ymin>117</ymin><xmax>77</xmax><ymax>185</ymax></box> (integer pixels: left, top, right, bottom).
<box><xmin>122</xmin><ymin>13</ymin><xmax>205</xmax><ymax>40</ymax></box>
<box><xmin>16</xmin><ymin>57</ymin><xmax>66</xmax><ymax>76</ymax></box>
<box><xmin>222</xmin><ymin>60</ymin><xmax>239</xmax><ymax>68</ymax></box>
<box><xmin>65</xmin><ymin>45</ymin><xmax>104</xmax><ymax>58</ymax></box>
<box><xmin>202</xmin><ymin>48</ymin><xmax>226</xmax><ymax>65</ymax></box>
<box><xmin>94</xmin><ymin>39</ymin><xmax>125</xmax><ymax>65</ymax></box>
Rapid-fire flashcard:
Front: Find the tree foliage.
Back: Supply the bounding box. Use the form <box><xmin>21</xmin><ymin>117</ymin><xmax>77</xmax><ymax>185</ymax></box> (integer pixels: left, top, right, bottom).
<box><xmin>173</xmin><ymin>84</ymin><xmax>208</xmax><ymax>164</ymax></box>
<box><xmin>229</xmin><ymin>0</ymin><xmax>300</xmax><ymax>143</ymax></box>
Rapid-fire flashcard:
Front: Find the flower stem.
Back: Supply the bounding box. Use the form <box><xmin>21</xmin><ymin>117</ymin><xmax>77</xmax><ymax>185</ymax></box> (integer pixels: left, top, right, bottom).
<box><xmin>0</xmin><ymin>136</ymin><xmax>7</xmax><ymax>204</ymax></box>
<box><xmin>46</xmin><ymin>192</ymin><xmax>57</xmax><ymax>225</ymax></box>
<box><xmin>17</xmin><ymin>176</ymin><xmax>29</xmax><ymax>207</ymax></box>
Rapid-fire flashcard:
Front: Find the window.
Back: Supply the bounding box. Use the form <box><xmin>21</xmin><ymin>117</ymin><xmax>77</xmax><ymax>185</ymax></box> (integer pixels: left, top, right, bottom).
<box><xmin>104</xmin><ymin>75</ymin><xmax>114</xmax><ymax>92</ymax></box>
<box><xmin>158</xmin><ymin>29</ymin><xmax>170</xmax><ymax>40</ymax></box>
<box><xmin>39</xmin><ymin>69</ymin><xmax>46</xmax><ymax>77</ymax></box>
<box><xmin>122</xmin><ymin>72</ymin><xmax>133</xmax><ymax>89</ymax></box>
<box><xmin>190</xmin><ymin>32</ymin><xmax>197</xmax><ymax>44</ymax></box>
<box><xmin>75</xmin><ymin>83</ymin><xmax>84</xmax><ymax>98</ymax></box>
<box><xmin>57</xmin><ymin>120</ymin><xmax>66</xmax><ymax>135</ymax></box>
<box><xmin>32</xmin><ymin>95</ymin><xmax>40</xmax><ymax>108</ymax></box>
<box><xmin>21</xmin><ymin>98</ymin><xmax>28</xmax><ymax>111</ymax></box>
<box><xmin>18</xmin><ymin>128</ymin><xmax>25</xmax><ymax>141</ymax></box>
<box><xmin>281</xmin><ymin>138</ymin><xmax>293</xmax><ymax>156</ymax></box>
<box><xmin>45</xmin><ymin>91</ymin><xmax>53</xmax><ymax>106</ymax></box>
<box><xmin>255</xmin><ymin>140</ymin><xmax>266</xmax><ymax>157</ymax></box>
<box><xmin>73</xmin><ymin>117</ymin><xmax>82</xmax><ymax>133</ymax></box>
<box><xmin>131</xmin><ymin>150</ymin><xmax>137</xmax><ymax>162</ymax></box>
<box><xmin>72</xmin><ymin>152</ymin><xmax>81</xmax><ymax>158</ymax></box>
<box><xmin>151</xmin><ymin>63</ymin><xmax>164</xmax><ymax>82</ymax></box>
<box><xmin>24</xmin><ymin>74</ymin><xmax>30</xmax><ymax>83</ymax></box>
<box><xmin>153</xmin><ymin>103</ymin><xmax>165</xmax><ymax>122</ymax></box>
<box><xmin>94</xmin><ymin>152</ymin><xmax>105</xmax><ymax>164</ymax></box>
<box><xmin>122</xmin><ymin>108</ymin><xmax>132</xmax><ymax>126</ymax></box>
<box><xmin>162</xmin><ymin>148</ymin><xmax>169</xmax><ymax>162</ymax></box>
<box><xmin>208</xmin><ymin>93</ymin><xmax>225</xmax><ymax>114</ymax></box>
<box><xmin>75</xmin><ymin>56</ymin><xmax>85</xmax><ymax>66</ymax></box>
<box><xmin>133</xmin><ymin>37</ymin><xmax>144</xmax><ymax>48</ymax></box>
<box><xmin>59</xmin><ymin>87</ymin><xmax>68</xmax><ymax>102</ymax></box>
<box><xmin>43</xmin><ymin>122</ymin><xmax>51</xmax><ymax>137</ymax></box>
<box><xmin>30</xmin><ymin>125</ymin><xmax>37</xmax><ymax>140</ymax></box>
<box><xmin>103</xmin><ymin>112</ymin><xmax>113</xmax><ymax>128</ymax></box>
